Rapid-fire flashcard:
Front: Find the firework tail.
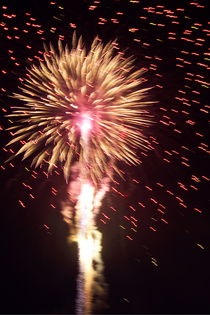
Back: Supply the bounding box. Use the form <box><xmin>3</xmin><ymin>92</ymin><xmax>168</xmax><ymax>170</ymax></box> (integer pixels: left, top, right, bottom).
<box><xmin>74</xmin><ymin>182</ymin><xmax>109</xmax><ymax>315</ymax></box>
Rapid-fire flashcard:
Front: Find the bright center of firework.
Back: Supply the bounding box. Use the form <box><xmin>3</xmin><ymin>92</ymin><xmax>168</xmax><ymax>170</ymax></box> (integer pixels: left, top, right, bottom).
<box><xmin>79</xmin><ymin>114</ymin><xmax>92</xmax><ymax>136</ymax></box>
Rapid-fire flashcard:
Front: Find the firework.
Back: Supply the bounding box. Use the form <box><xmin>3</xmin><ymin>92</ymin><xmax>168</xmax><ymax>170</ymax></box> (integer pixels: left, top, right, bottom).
<box><xmin>5</xmin><ymin>33</ymin><xmax>153</xmax><ymax>315</ymax></box>
<box><xmin>6</xmin><ymin>34</ymin><xmax>152</xmax><ymax>184</ymax></box>
<box><xmin>1</xmin><ymin>2</ymin><xmax>209</xmax><ymax>314</ymax></box>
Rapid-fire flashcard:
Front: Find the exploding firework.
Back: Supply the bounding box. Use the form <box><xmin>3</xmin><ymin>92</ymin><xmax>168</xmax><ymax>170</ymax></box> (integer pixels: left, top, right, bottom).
<box><xmin>1</xmin><ymin>2</ymin><xmax>209</xmax><ymax>314</ymax></box>
<box><xmin>6</xmin><ymin>33</ymin><xmax>152</xmax><ymax>184</ymax></box>
<box><xmin>5</xmin><ymin>33</ymin><xmax>153</xmax><ymax>315</ymax></box>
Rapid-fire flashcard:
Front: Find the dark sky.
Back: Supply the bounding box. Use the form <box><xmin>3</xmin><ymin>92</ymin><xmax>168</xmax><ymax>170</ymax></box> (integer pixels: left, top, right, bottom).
<box><xmin>0</xmin><ymin>0</ymin><xmax>209</xmax><ymax>314</ymax></box>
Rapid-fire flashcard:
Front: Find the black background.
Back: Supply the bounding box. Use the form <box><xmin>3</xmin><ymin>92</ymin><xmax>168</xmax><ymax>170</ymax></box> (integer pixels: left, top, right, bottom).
<box><xmin>0</xmin><ymin>0</ymin><xmax>209</xmax><ymax>314</ymax></box>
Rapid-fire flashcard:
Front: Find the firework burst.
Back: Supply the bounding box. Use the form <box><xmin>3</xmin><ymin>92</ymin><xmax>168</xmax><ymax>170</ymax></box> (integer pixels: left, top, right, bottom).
<box><xmin>6</xmin><ymin>33</ymin><xmax>152</xmax><ymax>184</ymax></box>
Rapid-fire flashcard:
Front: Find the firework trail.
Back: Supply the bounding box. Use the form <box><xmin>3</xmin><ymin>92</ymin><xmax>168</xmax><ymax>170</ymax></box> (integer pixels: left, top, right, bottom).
<box><xmin>75</xmin><ymin>113</ymin><xmax>99</xmax><ymax>315</ymax></box>
<box><xmin>6</xmin><ymin>34</ymin><xmax>152</xmax><ymax>314</ymax></box>
<box><xmin>65</xmin><ymin>165</ymin><xmax>109</xmax><ymax>314</ymax></box>
<box><xmin>75</xmin><ymin>181</ymin><xmax>108</xmax><ymax>315</ymax></box>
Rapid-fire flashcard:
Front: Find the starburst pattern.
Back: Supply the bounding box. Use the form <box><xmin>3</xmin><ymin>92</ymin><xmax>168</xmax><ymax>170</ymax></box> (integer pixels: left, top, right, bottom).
<box><xmin>6</xmin><ymin>34</ymin><xmax>152</xmax><ymax>184</ymax></box>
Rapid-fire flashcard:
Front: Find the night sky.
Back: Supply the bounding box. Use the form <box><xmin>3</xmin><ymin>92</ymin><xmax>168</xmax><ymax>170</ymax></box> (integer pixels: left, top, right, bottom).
<box><xmin>0</xmin><ymin>0</ymin><xmax>209</xmax><ymax>314</ymax></box>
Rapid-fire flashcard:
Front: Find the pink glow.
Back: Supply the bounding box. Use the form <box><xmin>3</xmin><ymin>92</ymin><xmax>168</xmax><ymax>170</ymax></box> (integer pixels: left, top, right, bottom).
<box><xmin>79</xmin><ymin>114</ymin><xmax>92</xmax><ymax>136</ymax></box>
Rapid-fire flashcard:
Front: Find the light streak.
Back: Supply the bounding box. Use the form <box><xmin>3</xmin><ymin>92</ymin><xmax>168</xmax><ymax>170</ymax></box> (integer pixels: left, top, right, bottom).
<box><xmin>75</xmin><ymin>182</ymin><xmax>95</xmax><ymax>315</ymax></box>
<box><xmin>65</xmin><ymin>179</ymin><xmax>108</xmax><ymax>315</ymax></box>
